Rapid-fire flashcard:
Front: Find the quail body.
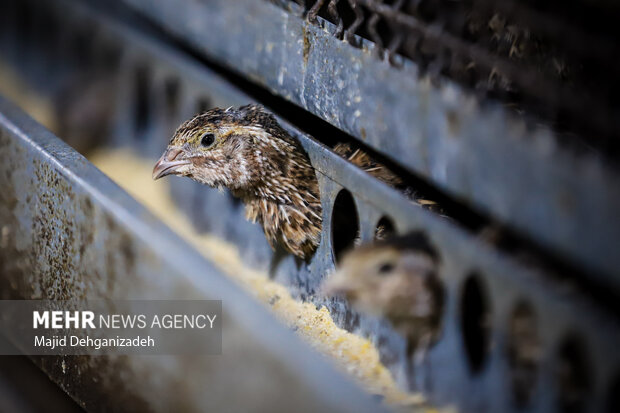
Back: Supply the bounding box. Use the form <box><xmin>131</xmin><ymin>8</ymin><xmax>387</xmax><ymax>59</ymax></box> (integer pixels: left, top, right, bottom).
<box><xmin>323</xmin><ymin>233</ymin><xmax>444</xmax><ymax>356</ymax></box>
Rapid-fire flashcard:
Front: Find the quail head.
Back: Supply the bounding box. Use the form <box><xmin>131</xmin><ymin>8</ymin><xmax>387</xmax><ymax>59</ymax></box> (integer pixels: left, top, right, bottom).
<box><xmin>153</xmin><ymin>104</ymin><xmax>322</xmax><ymax>259</ymax></box>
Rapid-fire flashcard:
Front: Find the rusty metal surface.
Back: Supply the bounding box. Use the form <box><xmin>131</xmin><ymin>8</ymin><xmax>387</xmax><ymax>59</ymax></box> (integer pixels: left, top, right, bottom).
<box><xmin>0</xmin><ymin>97</ymin><xmax>383</xmax><ymax>413</ymax></box>
<box><xmin>118</xmin><ymin>0</ymin><xmax>620</xmax><ymax>287</ymax></box>
<box><xmin>301</xmin><ymin>0</ymin><xmax>619</xmax><ymax>136</ymax></box>
<box><xmin>1</xmin><ymin>0</ymin><xmax>620</xmax><ymax>412</ymax></box>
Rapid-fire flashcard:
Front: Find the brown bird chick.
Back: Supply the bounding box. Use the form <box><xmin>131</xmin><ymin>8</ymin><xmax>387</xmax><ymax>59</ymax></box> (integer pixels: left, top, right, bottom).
<box><xmin>322</xmin><ymin>233</ymin><xmax>444</xmax><ymax>369</ymax></box>
<box><xmin>152</xmin><ymin>104</ymin><xmax>407</xmax><ymax>260</ymax></box>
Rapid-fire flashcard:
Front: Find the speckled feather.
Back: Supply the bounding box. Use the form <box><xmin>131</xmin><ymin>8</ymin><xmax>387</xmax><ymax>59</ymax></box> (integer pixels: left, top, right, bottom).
<box><xmin>333</xmin><ymin>143</ymin><xmax>446</xmax><ymax>219</ymax></box>
<box><xmin>332</xmin><ymin>142</ymin><xmax>403</xmax><ymax>187</ymax></box>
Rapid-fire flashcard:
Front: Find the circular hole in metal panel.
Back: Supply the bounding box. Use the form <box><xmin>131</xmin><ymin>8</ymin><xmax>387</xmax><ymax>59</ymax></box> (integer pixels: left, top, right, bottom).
<box><xmin>15</xmin><ymin>0</ymin><xmax>33</xmax><ymax>48</ymax></box>
<box><xmin>98</xmin><ymin>40</ymin><xmax>121</xmax><ymax>70</ymax></box>
<box><xmin>72</xmin><ymin>25</ymin><xmax>96</xmax><ymax>66</ymax></box>
<box><xmin>555</xmin><ymin>334</ymin><xmax>591</xmax><ymax>413</ymax></box>
<box><xmin>606</xmin><ymin>371</ymin><xmax>620</xmax><ymax>413</ymax></box>
<box><xmin>331</xmin><ymin>189</ymin><xmax>359</xmax><ymax>264</ymax></box>
<box><xmin>164</xmin><ymin>76</ymin><xmax>181</xmax><ymax>119</ymax></box>
<box><xmin>196</xmin><ymin>96</ymin><xmax>211</xmax><ymax>115</ymax></box>
<box><xmin>133</xmin><ymin>65</ymin><xmax>151</xmax><ymax>137</ymax></box>
<box><xmin>37</xmin><ymin>5</ymin><xmax>58</xmax><ymax>49</ymax></box>
<box><xmin>460</xmin><ymin>273</ymin><xmax>492</xmax><ymax>374</ymax></box>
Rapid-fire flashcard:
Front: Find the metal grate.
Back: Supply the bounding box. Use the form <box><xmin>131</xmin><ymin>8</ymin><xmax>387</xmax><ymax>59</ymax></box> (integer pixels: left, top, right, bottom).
<box><xmin>277</xmin><ymin>0</ymin><xmax>620</xmax><ymax>157</ymax></box>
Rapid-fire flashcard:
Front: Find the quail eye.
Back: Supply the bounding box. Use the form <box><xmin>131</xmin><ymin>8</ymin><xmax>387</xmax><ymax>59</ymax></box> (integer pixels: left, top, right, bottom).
<box><xmin>200</xmin><ymin>133</ymin><xmax>216</xmax><ymax>148</ymax></box>
<box><xmin>377</xmin><ymin>262</ymin><xmax>395</xmax><ymax>275</ymax></box>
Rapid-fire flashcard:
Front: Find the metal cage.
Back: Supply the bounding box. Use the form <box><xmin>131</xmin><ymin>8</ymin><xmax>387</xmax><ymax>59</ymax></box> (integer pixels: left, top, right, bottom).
<box><xmin>1</xmin><ymin>0</ymin><xmax>619</xmax><ymax>412</ymax></box>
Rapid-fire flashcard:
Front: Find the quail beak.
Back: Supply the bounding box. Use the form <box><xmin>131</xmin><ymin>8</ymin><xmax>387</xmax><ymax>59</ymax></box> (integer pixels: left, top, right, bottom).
<box><xmin>322</xmin><ymin>271</ymin><xmax>357</xmax><ymax>300</ymax></box>
<box><xmin>152</xmin><ymin>147</ymin><xmax>191</xmax><ymax>180</ymax></box>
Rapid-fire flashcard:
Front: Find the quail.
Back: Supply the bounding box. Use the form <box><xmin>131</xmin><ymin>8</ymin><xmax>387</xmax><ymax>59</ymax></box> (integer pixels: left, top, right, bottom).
<box><xmin>153</xmin><ymin>104</ymin><xmax>440</xmax><ymax>259</ymax></box>
<box><xmin>322</xmin><ymin>233</ymin><xmax>444</xmax><ymax>371</ymax></box>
